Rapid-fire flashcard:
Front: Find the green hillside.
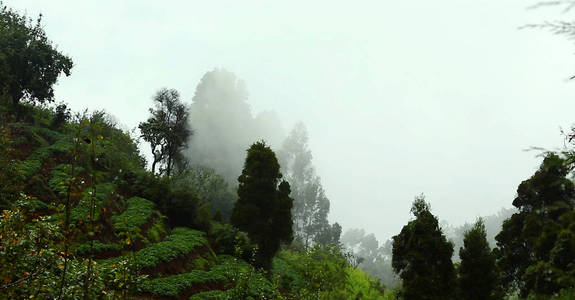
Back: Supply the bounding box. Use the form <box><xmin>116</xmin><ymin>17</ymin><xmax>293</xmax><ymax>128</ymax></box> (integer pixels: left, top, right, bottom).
<box><xmin>0</xmin><ymin>103</ymin><xmax>386</xmax><ymax>299</ymax></box>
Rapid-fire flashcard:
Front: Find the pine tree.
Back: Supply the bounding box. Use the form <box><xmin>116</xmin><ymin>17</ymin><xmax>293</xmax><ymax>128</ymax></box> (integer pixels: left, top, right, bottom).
<box><xmin>458</xmin><ymin>218</ymin><xmax>502</xmax><ymax>300</ymax></box>
<box><xmin>231</xmin><ymin>141</ymin><xmax>294</xmax><ymax>270</ymax></box>
<box><xmin>392</xmin><ymin>195</ymin><xmax>456</xmax><ymax>300</ymax></box>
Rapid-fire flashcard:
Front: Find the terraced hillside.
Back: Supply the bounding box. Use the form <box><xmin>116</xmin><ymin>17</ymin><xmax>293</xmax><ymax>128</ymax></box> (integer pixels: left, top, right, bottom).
<box><xmin>0</xmin><ymin>105</ymin><xmax>388</xmax><ymax>299</ymax></box>
<box><xmin>0</xmin><ymin>107</ymin><xmax>287</xmax><ymax>299</ymax></box>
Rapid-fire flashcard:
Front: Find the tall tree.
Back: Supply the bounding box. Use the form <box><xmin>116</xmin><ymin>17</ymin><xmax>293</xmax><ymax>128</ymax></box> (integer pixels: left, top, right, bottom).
<box><xmin>0</xmin><ymin>4</ymin><xmax>73</xmax><ymax>105</ymax></box>
<box><xmin>231</xmin><ymin>141</ymin><xmax>293</xmax><ymax>270</ymax></box>
<box><xmin>458</xmin><ymin>218</ymin><xmax>502</xmax><ymax>300</ymax></box>
<box><xmin>392</xmin><ymin>195</ymin><xmax>456</xmax><ymax>300</ymax></box>
<box><xmin>185</xmin><ymin>68</ymin><xmax>285</xmax><ymax>183</ymax></box>
<box><xmin>495</xmin><ymin>153</ymin><xmax>575</xmax><ymax>297</ymax></box>
<box><xmin>139</xmin><ymin>88</ymin><xmax>191</xmax><ymax>177</ymax></box>
<box><xmin>279</xmin><ymin>123</ymin><xmax>336</xmax><ymax>247</ymax></box>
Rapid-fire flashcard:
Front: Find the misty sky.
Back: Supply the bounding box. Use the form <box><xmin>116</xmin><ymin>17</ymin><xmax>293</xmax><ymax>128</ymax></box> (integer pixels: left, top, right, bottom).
<box><xmin>6</xmin><ymin>0</ymin><xmax>575</xmax><ymax>241</ymax></box>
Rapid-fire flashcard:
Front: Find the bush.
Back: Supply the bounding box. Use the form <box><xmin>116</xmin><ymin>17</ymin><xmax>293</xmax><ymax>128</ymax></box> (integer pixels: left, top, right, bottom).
<box><xmin>112</xmin><ymin>197</ymin><xmax>156</xmax><ymax>234</ymax></box>
<box><xmin>166</xmin><ymin>187</ymin><xmax>212</xmax><ymax>231</ymax></box>
<box><xmin>138</xmin><ymin>269</ymin><xmax>226</xmax><ymax>297</ymax></box>
<box><xmin>75</xmin><ymin>240</ymin><xmax>122</xmax><ymax>257</ymax></box>
<box><xmin>118</xmin><ymin>171</ymin><xmax>212</xmax><ymax>231</ymax></box>
<box><xmin>102</xmin><ymin>228</ymin><xmax>207</xmax><ymax>270</ymax></box>
<box><xmin>209</xmin><ymin>222</ymin><xmax>256</xmax><ymax>261</ymax></box>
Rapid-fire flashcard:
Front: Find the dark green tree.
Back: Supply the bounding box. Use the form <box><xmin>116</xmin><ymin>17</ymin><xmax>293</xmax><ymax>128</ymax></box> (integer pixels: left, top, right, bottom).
<box><xmin>139</xmin><ymin>88</ymin><xmax>191</xmax><ymax>177</ymax></box>
<box><xmin>231</xmin><ymin>141</ymin><xmax>294</xmax><ymax>270</ymax></box>
<box><xmin>458</xmin><ymin>218</ymin><xmax>502</xmax><ymax>300</ymax></box>
<box><xmin>0</xmin><ymin>3</ymin><xmax>73</xmax><ymax>105</ymax></box>
<box><xmin>495</xmin><ymin>153</ymin><xmax>575</xmax><ymax>297</ymax></box>
<box><xmin>392</xmin><ymin>195</ymin><xmax>456</xmax><ymax>300</ymax></box>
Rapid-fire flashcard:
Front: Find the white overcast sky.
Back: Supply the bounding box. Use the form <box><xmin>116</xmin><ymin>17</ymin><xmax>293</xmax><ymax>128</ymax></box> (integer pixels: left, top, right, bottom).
<box><xmin>6</xmin><ymin>0</ymin><xmax>575</xmax><ymax>241</ymax></box>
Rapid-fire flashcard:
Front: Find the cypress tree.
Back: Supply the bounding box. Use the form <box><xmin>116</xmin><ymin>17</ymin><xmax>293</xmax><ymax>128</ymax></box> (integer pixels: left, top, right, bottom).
<box><xmin>231</xmin><ymin>141</ymin><xmax>294</xmax><ymax>270</ymax></box>
<box><xmin>458</xmin><ymin>218</ymin><xmax>502</xmax><ymax>300</ymax></box>
<box><xmin>392</xmin><ymin>195</ymin><xmax>456</xmax><ymax>300</ymax></box>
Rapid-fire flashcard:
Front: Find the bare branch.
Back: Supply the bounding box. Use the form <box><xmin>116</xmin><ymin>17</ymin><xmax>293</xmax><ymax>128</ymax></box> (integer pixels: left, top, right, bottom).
<box><xmin>528</xmin><ymin>0</ymin><xmax>575</xmax><ymax>12</ymax></box>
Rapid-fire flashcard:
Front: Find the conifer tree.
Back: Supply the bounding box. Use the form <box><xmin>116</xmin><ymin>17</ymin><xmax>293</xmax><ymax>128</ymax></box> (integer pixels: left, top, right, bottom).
<box><xmin>458</xmin><ymin>218</ymin><xmax>502</xmax><ymax>300</ymax></box>
<box><xmin>231</xmin><ymin>141</ymin><xmax>293</xmax><ymax>270</ymax></box>
<box><xmin>495</xmin><ymin>153</ymin><xmax>575</xmax><ymax>297</ymax></box>
<box><xmin>392</xmin><ymin>195</ymin><xmax>456</xmax><ymax>300</ymax></box>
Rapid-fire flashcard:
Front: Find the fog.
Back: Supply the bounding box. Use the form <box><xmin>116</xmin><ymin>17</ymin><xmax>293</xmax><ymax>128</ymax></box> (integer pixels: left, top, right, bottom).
<box><xmin>185</xmin><ymin>68</ymin><xmax>285</xmax><ymax>183</ymax></box>
<box><xmin>6</xmin><ymin>0</ymin><xmax>575</xmax><ymax>242</ymax></box>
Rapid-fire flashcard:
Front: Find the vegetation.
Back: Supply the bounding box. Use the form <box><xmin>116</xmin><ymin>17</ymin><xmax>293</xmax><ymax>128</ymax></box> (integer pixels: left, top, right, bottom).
<box><xmin>139</xmin><ymin>88</ymin><xmax>191</xmax><ymax>177</ymax></box>
<box><xmin>341</xmin><ymin>228</ymin><xmax>399</xmax><ymax>289</ymax></box>
<box><xmin>111</xmin><ymin>197</ymin><xmax>156</xmax><ymax>234</ymax></box>
<box><xmin>231</xmin><ymin>141</ymin><xmax>294</xmax><ymax>270</ymax></box>
<box><xmin>0</xmin><ymin>2</ymin><xmax>73</xmax><ymax>106</ymax></box>
<box><xmin>103</xmin><ymin>227</ymin><xmax>207</xmax><ymax>270</ymax></box>
<box><xmin>279</xmin><ymin>123</ymin><xmax>342</xmax><ymax>247</ymax></box>
<box><xmin>392</xmin><ymin>196</ymin><xmax>456</xmax><ymax>300</ymax></box>
<box><xmin>458</xmin><ymin>218</ymin><xmax>502</xmax><ymax>300</ymax></box>
<box><xmin>4</xmin><ymin>1</ymin><xmax>575</xmax><ymax>299</ymax></box>
<box><xmin>495</xmin><ymin>154</ymin><xmax>575</xmax><ymax>298</ymax></box>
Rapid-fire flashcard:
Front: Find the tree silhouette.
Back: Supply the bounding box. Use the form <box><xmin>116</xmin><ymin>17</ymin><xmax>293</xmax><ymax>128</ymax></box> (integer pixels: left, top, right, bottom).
<box><xmin>231</xmin><ymin>141</ymin><xmax>293</xmax><ymax>270</ymax></box>
<box><xmin>392</xmin><ymin>195</ymin><xmax>456</xmax><ymax>300</ymax></box>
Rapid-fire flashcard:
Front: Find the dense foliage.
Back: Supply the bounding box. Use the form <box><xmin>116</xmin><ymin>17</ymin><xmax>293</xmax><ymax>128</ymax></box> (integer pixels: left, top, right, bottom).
<box><xmin>0</xmin><ymin>2</ymin><xmax>72</xmax><ymax>105</ymax></box>
<box><xmin>392</xmin><ymin>196</ymin><xmax>456</xmax><ymax>300</ymax></box>
<box><xmin>495</xmin><ymin>154</ymin><xmax>575</xmax><ymax>297</ymax></box>
<box><xmin>6</xmin><ymin>2</ymin><xmax>575</xmax><ymax>299</ymax></box>
<box><xmin>231</xmin><ymin>141</ymin><xmax>294</xmax><ymax>270</ymax></box>
<box><xmin>139</xmin><ymin>88</ymin><xmax>191</xmax><ymax>177</ymax></box>
<box><xmin>458</xmin><ymin>218</ymin><xmax>502</xmax><ymax>300</ymax></box>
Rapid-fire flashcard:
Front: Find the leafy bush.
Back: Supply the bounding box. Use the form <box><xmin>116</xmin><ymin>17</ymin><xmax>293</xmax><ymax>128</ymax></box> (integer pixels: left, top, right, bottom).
<box><xmin>141</xmin><ymin>255</ymin><xmax>278</xmax><ymax>299</ymax></box>
<box><xmin>273</xmin><ymin>245</ymin><xmax>352</xmax><ymax>299</ymax></box>
<box><xmin>173</xmin><ymin>166</ymin><xmax>237</xmax><ymax>221</ymax></box>
<box><xmin>209</xmin><ymin>222</ymin><xmax>255</xmax><ymax>261</ymax></box>
<box><xmin>146</xmin><ymin>219</ymin><xmax>168</xmax><ymax>243</ymax></box>
<box><xmin>18</xmin><ymin>137</ymin><xmax>73</xmax><ymax>180</ymax></box>
<box><xmin>112</xmin><ymin>197</ymin><xmax>155</xmax><ymax>234</ymax></box>
<box><xmin>166</xmin><ymin>187</ymin><xmax>212</xmax><ymax>232</ymax></box>
<box><xmin>138</xmin><ymin>270</ymin><xmax>227</xmax><ymax>297</ymax></box>
<box><xmin>75</xmin><ymin>240</ymin><xmax>122</xmax><ymax>257</ymax></box>
<box><xmin>210</xmin><ymin>256</ymin><xmax>278</xmax><ymax>299</ymax></box>
<box><xmin>103</xmin><ymin>228</ymin><xmax>207</xmax><ymax>270</ymax></box>
<box><xmin>188</xmin><ymin>290</ymin><xmax>230</xmax><ymax>300</ymax></box>
<box><xmin>69</xmin><ymin>183</ymin><xmax>116</xmax><ymax>224</ymax></box>
<box><xmin>118</xmin><ymin>171</ymin><xmax>212</xmax><ymax>231</ymax></box>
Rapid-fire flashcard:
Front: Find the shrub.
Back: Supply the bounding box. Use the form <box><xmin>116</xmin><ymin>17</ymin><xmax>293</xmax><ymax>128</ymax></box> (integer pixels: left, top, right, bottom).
<box><xmin>138</xmin><ymin>269</ymin><xmax>226</xmax><ymax>297</ymax></box>
<box><xmin>112</xmin><ymin>197</ymin><xmax>155</xmax><ymax>234</ymax></box>
<box><xmin>102</xmin><ymin>228</ymin><xmax>207</xmax><ymax>270</ymax></box>
<box><xmin>75</xmin><ymin>241</ymin><xmax>122</xmax><ymax>257</ymax></box>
